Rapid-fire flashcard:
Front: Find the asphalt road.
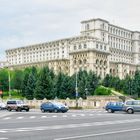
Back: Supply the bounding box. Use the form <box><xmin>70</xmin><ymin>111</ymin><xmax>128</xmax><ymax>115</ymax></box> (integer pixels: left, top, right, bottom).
<box><xmin>0</xmin><ymin>109</ymin><xmax>140</xmax><ymax>140</ymax></box>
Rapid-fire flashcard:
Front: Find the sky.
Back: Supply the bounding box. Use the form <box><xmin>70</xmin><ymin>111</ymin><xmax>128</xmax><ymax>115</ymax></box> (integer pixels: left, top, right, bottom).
<box><xmin>0</xmin><ymin>0</ymin><xmax>140</xmax><ymax>60</ymax></box>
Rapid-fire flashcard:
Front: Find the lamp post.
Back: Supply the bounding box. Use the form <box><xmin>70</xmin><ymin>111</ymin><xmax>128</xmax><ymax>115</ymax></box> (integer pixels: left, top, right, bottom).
<box><xmin>8</xmin><ymin>70</ymin><xmax>11</xmax><ymax>99</ymax></box>
<box><xmin>85</xmin><ymin>88</ymin><xmax>88</xmax><ymax>99</ymax></box>
<box><xmin>75</xmin><ymin>68</ymin><xmax>78</xmax><ymax>108</ymax></box>
<box><xmin>129</xmin><ymin>81</ymin><xmax>132</xmax><ymax>96</ymax></box>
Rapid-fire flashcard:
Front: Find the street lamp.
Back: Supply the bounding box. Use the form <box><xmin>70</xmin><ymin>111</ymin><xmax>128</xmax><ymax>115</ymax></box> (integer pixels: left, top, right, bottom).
<box><xmin>8</xmin><ymin>70</ymin><xmax>11</xmax><ymax>99</ymax></box>
<box><xmin>129</xmin><ymin>81</ymin><xmax>132</xmax><ymax>96</ymax></box>
<box><xmin>85</xmin><ymin>88</ymin><xmax>88</xmax><ymax>99</ymax></box>
<box><xmin>75</xmin><ymin>68</ymin><xmax>78</xmax><ymax>108</ymax></box>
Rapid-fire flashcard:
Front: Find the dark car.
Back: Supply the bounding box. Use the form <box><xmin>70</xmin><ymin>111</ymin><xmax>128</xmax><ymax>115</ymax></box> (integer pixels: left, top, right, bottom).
<box><xmin>6</xmin><ymin>100</ymin><xmax>30</xmax><ymax>112</ymax></box>
<box><xmin>105</xmin><ymin>102</ymin><xmax>124</xmax><ymax>113</ymax></box>
<box><xmin>40</xmin><ymin>102</ymin><xmax>69</xmax><ymax>113</ymax></box>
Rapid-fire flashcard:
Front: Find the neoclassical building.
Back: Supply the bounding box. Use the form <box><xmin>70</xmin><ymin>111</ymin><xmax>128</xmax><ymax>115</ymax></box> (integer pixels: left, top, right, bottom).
<box><xmin>6</xmin><ymin>18</ymin><xmax>140</xmax><ymax>79</ymax></box>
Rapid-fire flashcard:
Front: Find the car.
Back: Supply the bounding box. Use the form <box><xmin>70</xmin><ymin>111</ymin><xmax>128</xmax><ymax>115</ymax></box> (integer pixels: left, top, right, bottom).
<box><xmin>40</xmin><ymin>102</ymin><xmax>69</xmax><ymax>113</ymax></box>
<box><xmin>104</xmin><ymin>102</ymin><xmax>124</xmax><ymax>113</ymax></box>
<box><xmin>6</xmin><ymin>100</ymin><xmax>30</xmax><ymax>112</ymax></box>
<box><xmin>122</xmin><ymin>100</ymin><xmax>140</xmax><ymax>114</ymax></box>
<box><xmin>0</xmin><ymin>102</ymin><xmax>6</xmax><ymax>110</ymax></box>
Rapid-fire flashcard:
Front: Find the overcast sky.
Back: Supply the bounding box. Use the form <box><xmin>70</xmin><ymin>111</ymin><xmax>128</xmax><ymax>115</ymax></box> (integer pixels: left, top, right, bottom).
<box><xmin>0</xmin><ymin>0</ymin><xmax>140</xmax><ymax>60</ymax></box>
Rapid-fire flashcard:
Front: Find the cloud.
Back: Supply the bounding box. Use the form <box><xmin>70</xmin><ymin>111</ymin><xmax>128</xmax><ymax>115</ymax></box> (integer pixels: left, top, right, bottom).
<box><xmin>0</xmin><ymin>0</ymin><xmax>140</xmax><ymax>60</ymax></box>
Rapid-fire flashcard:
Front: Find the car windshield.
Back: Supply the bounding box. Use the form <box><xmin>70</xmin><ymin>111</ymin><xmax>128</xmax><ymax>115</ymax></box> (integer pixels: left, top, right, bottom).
<box><xmin>53</xmin><ymin>102</ymin><xmax>65</xmax><ymax>107</ymax></box>
<box><xmin>17</xmin><ymin>100</ymin><xmax>24</xmax><ymax>104</ymax></box>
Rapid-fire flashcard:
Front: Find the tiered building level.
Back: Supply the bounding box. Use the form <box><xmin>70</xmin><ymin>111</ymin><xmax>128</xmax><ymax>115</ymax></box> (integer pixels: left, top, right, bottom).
<box><xmin>6</xmin><ymin>18</ymin><xmax>140</xmax><ymax>79</ymax></box>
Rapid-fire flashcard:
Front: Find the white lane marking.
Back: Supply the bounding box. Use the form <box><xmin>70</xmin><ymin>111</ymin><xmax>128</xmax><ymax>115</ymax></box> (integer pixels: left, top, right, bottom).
<box><xmin>16</xmin><ymin>130</ymin><xmax>29</xmax><ymax>132</ymax></box>
<box><xmin>16</xmin><ymin>116</ymin><xmax>24</xmax><ymax>119</ymax></box>
<box><xmin>1</xmin><ymin>119</ymin><xmax>140</xmax><ymax>134</ymax></box>
<box><xmin>54</xmin><ymin>127</ymin><xmax>140</xmax><ymax>140</ymax></box>
<box><xmin>97</xmin><ymin>114</ymin><xmax>102</xmax><ymax>115</ymax></box>
<box><xmin>0</xmin><ymin>138</ymin><xmax>8</xmax><ymax>140</ymax></box>
<box><xmin>72</xmin><ymin>115</ymin><xmax>76</xmax><ymax>117</ymax></box>
<box><xmin>80</xmin><ymin>114</ymin><xmax>85</xmax><ymax>117</ymax></box>
<box><xmin>41</xmin><ymin>116</ymin><xmax>47</xmax><ymax>118</ymax></box>
<box><xmin>62</xmin><ymin>115</ymin><xmax>67</xmax><ymax>117</ymax></box>
<box><xmin>0</xmin><ymin>130</ymin><xmax>7</xmax><ymax>133</ymax></box>
<box><xmin>29</xmin><ymin>116</ymin><xmax>36</xmax><ymax>119</ymax></box>
<box><xmin>89</xmin><ymin>114</ymin><xmax>93</xmax><ymax>116</ymax></box>
<box><xmin>52</xmin><ymin>115</ymin><xmax>57</xmax><ymax>118</ymax></box>
<box><xmin>0</xmin><ymin>112</ymin><xmax>14</xmax><ymax>118</ymax></box>
<box><xmin>3</xmin><ymin>117</ymin><xmax>11</xmax><ymax>120</ymax></box>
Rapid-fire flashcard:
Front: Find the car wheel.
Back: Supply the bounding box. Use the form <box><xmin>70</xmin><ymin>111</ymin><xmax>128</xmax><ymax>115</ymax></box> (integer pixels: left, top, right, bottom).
<box><xmin>54</xmin><ymin>109</ymin><xmax>58</xmax><ymax>113</ymax></box>
<box><xmin>127</xmin><ymin>109</ymin><xmax>134</xmax><ymax>114</ymax></box>
<box><xmin>108</xmin><ymin>109</ymin><xmax>114</xmax><ymax>113</ymax></box>
<box><xmin>17</xmin><ymin>108</ymin><xmax>21</xmax><ymax>112</ymax></box>
<box><xmin>26</xmin><ymin>109</ymin><xmax>29</xmax><ymax>112</ymax></box>
<box><xmin>7</xmin><ymin>107</ymin><xmax>11</xmax><ymax>112</ymax></box>
<box><xmin>41</xmin><ymin>109</ymin><xmax>45</xmax><ymax>113</ymax></box>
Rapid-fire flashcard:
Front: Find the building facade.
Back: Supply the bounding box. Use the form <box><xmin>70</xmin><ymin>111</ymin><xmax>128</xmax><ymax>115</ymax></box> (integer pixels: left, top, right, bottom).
<box><xmin>0</xmin><ymin>61</ymin><xmax>9</xmax><ymax>69</ymax></box>
<box><xmin>6</xmin><ymin>18</ymin><xmax>140</xmax><ymax>79</ymax></box>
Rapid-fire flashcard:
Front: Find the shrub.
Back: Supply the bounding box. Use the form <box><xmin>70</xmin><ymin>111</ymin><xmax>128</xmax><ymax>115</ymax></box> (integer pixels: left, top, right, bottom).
<box><xmin>94</xmin><ymin>86</ymin><xmax>112</xmax><ymax>95</ymax></box>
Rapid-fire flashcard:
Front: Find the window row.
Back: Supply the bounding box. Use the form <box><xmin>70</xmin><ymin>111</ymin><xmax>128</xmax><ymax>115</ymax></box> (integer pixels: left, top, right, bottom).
<box><xmin>96</xmin><ymin>44</ymin><xmax>106</xmax><ymax>51</ymax></box>
<box><xmin>73</xmin><ymin>44</ymin><xmax>87</xmax><ymax>50</ymax></box>
<box><xmin>108</xmin><ymin>26</ymin><xmax>132</xmax><ymax>39</ymax></box>
<box><xmin>109</xmin><ymin>42</ymin><xmax>132</xmax><ymax>51</ymax></box>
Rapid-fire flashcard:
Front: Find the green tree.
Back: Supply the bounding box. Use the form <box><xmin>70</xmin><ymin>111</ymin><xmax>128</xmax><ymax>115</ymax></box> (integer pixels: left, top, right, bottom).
<box><xmin>34</xmin><ymin>66</ymin><xmax>55</xmax><ymax>100</ymax></box>
<box><xmin>122</xmin><ymin>75</ymin><xmax>132</xmax><ymax>95</ymax></box>
<box><xmin>87</xmin><ymin>71</ymin><xmax>100</xmax><ymax>96</ymax></box>
<box><xmin>25</xmin><ymin>67</ymin><xmax>37</xmax><ymax>99</ymax></box>
<box><xmin>77</xmin><ymin>70</ymin><xmax>88</xmax><ymax>98</ymax></box>
<box><xmin>11</xmin><ymin>70</ymin><xmax>24</xmax><ymax>92</ymax></box>
<box><xmin>103</xmin><ymin>74</ymin><xmax>111</xmax><ymax>87</ymax></box>
<box><xmin>21</xmin><ymin>68</ymin><xmax>32</xmax><ymax>97</ymax></box>
<box><xmin>131</xmin><ymin>70</ymin><xmax>140</xmax><ymax>98</ymax></box>
<box><xmin>0</xmin><ymin>69</ymin><xmax>9</xmax><ymax>91</ymax></box>
<box><xmin>54</xmin><ymin>72</ymin><xmax>73</xmax><ymax>99</ymax></box>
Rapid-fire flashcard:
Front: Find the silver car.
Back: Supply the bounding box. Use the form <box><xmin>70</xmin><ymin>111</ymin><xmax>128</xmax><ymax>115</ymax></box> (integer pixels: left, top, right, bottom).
<box><xmin>122</xmin><ymin>100</ymin><xmax>140</xmax><ymax>114</ymax></box>
<box><xmin>0</xmin><ymin>102</ymin><xmax>6</xmax><ymax>110</ymax></box>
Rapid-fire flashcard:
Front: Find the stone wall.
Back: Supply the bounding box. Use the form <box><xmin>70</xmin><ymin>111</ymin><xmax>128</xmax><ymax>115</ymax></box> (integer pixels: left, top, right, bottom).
<box><xmin>24</xmin><ymin>96</ymin><xmax>120</xmax><ymax>109</ymax></box>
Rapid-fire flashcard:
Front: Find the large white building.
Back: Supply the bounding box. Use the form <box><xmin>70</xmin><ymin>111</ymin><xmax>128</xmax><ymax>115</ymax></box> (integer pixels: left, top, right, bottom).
<box><xmin>6</xmin><ymin>18</ymin><xmax>140</xmax><ymax>79</ymax></box>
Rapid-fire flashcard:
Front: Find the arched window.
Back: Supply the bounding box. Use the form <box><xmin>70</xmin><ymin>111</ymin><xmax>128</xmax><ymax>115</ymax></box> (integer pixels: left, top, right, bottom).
<box><xmin>86</xmin><ymin>24</ymin><xmax>89</xmax><ymax>30</ymax></box>
<box><xmin>74</xmin><ymin>59</ymin><xmax>76</xmax><ymax>65</ymax></box>
<box><xmin>59</xmin><ymin>67</ymin><xmax>61</xmax><ymax>72</ymax></box>
<box><xmin>100</xmin><ymin>45</ymin><xmax>102</xmax><ymax>50</ymax></box>
<box><xmin>96</xmin><ymin>59</ymin><xmax>99</xmax><ymax>65</ymax></box>
<box><xmin>104</xmin><ymin>61</ymin><xmax>107</xmax><ymax>66</ymax></box>
<box><xmin>113</xmin><ymin>69</ymin><xmax>115</xmax><ymax>74</ymax></box>
<box><xmin>83</xmin><ymin>59</ymin><xmax>87</xmax><ymax>64</ymax></box>
<box><xmin>96</xmin><ymin>44</ymin><xmax>98</xmax><ymax>49</ymax></box>
<box><xmin>84</xmin><ymin>44</ymin><xmax>87</xmax><ymax>48</ymax></box>
<box><xmin>110</xmin><ymin>69</ymin><xmax>112</xmax><ymax>74</ymax></box>
<box><xmin>79</xmin><ymin>45</ymin><xmax>82</xmax><ymax>49</ymax></box>
<box><xmin>79</xmin><ymin>60</ymin><xmax>82</xmax><ymax>65</ymax></box>
<box><xmin>100</xmin><ymin>60</ymin><xmax>103</xmax><ymax>65</ymax></box>
<box><xmin>74</xmin><ymin>46</ymin><xmax>77</xmax><ymax>50</ymax></box>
